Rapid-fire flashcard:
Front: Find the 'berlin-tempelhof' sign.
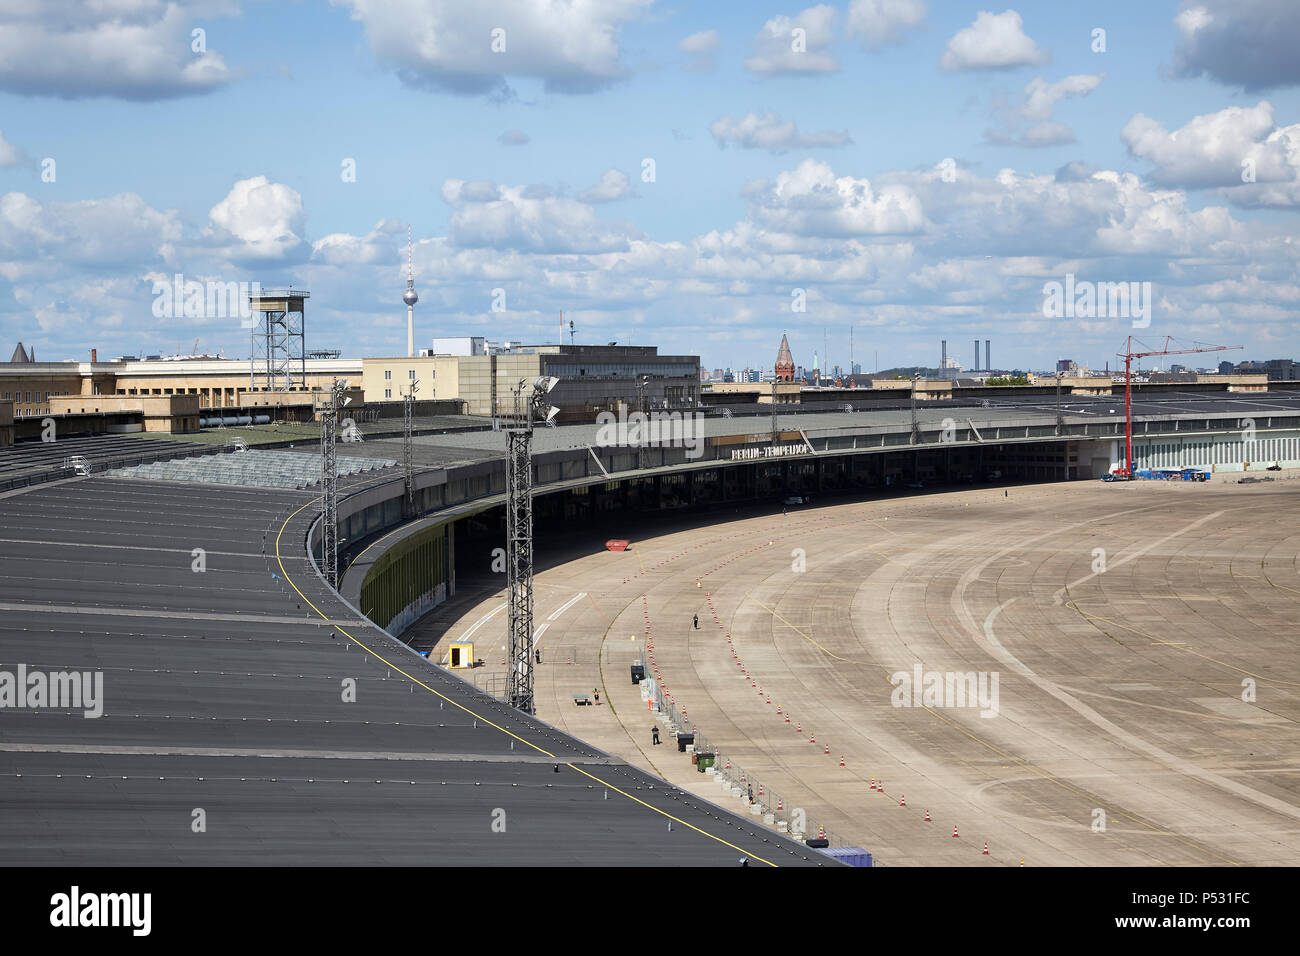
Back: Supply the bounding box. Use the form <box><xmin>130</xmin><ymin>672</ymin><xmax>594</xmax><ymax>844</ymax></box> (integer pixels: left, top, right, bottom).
<box><xmin>730</xmin><ymin>442</ymin><xmax>811</xmax><ymax>461</ymax></box>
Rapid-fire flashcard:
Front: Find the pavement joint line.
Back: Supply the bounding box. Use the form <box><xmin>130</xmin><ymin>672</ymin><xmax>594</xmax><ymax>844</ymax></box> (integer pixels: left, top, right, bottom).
<box><xmin>0</xmin><ymin>537</ymin><xmax>265</xmax><ymax>558</ymax></box>
<box><xmin>707</xmin><ymin>500</ymin><xmax>1257</xmax><ymax>864</ymax></box>
<box><xmin>274</xmin><ymin>499</ymin><xmax>783</xmax><ymax>867</ymax></box>
<box><xmin>0</xmin><ymin>742</ymin><xmax>620</xmax><ymax>764</ymax></box>
<box><xmin>1064</xmin><ymin>602</ymin><xmax>1300</xmax><ymax>688</ymax></box>
<box><xmin>594</xmin><ymin>589</ymin><xmax>671</xmax><ymax>781</ymax></box>
<box><xmin>0</xmin><ymin>601</ymin><xmax>361</xmax><ymax>626</ymax></box>
<box><xmin>976</xmin><ymin>602</ymin><xmax>1258</xmax><ymax>864</ymax></box>
<box><xmin>950</xmin><ymin>505</ymin><xmax>1260</xmax><ymax>864</ymax></box>
<box><xmin>1051</xmin><ymin>510</ymin><xmax>1225</xmax><ymax>604</ymax></box>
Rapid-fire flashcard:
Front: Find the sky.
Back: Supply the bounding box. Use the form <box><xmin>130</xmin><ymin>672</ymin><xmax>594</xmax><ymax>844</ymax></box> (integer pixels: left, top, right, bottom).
<box><xmin>0</xmin><ymin>0</ymin><xmax>1297</xmax><ymax>374</ymax></box>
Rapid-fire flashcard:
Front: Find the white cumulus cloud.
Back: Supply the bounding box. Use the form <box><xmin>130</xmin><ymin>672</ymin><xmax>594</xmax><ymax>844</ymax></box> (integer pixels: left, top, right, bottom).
<box><xmin>1172</xmin><ymin>0</ymin><xmax>1300</xmax><ymax>91</ymax></box>
<box><xmin>578</xmin><ymin>169</ymin><xmax>635</xmax><ymax>203</ymax></box>
<box><xmin>847</xmin><ymin>0</ymin><xmax>926</xmax><ymax>50</ymax></box>
<box><xmin>941</xmin><ymin>9</ymin><xmax>1048</xmax><ymax>72</ymax></box>
<box><xmin>441</xmin><ymin>177</ymin><xmax>639</xmax><ymax>252</ymax></box>
<box><xmin>746</xmin><ymin>159</ymin><xmax>926</xmax><ymax>237</ymax></box>
<box><xmin>0</xmin><ymin>1</ymin><xmax>237</xmax><ymax>100</ymax></box>
<box><xmin>207</xmin><ymin>177</ymin><xmax>308</xmax><ymax>261</ymax></box>
<box><xmin>0</xmin><ymin>130</ymin><xmax>28</xmax><ymax>168</ymax></box>
<box><xmin>986</xmin><ymin>73</ymin><xmax>1104</xmax><ymax>147</ymax></box>
<box><xmin>334</xmin><ymin>0</ymin><xmax>652</xmax><ymax>95</ymax></box>
<box><xmin>710</xmin><ymin>111</ymin><xmax>852</xmax><ymax>152</ymax></box>
<box><xmin>745</xmin><ymin>5</ymin><xmax>840</xmax><ymax>76</ymax></box>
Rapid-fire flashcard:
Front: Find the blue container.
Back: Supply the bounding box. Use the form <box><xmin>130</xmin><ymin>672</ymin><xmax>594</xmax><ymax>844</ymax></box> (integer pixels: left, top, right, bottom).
<box><xmin>820</xmin><ymin>846</ymin><xmax>872</xmax><ymax>867</ymax></box>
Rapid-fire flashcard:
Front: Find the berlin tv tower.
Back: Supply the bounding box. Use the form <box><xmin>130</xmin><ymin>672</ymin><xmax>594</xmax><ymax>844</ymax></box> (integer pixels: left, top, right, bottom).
<box><xmin>403</xmin><ymin>225</ymin><xmax>418</xmax><ymax>357</ymax></box>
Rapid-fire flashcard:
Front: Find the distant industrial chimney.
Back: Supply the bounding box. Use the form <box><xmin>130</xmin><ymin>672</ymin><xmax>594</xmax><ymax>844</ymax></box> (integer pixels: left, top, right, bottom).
<box><xmin>941</xmin><ymin>339</ymin><xmax>947</xmax><ymax>374</ymax></box>
<box><xmin>985</xmin><ymin>340</ymin><xmax>991</xmax><ymax>372</ymax></box>
<box><xmin>973</xmin><ymin>339</ymin><xmax>979</xmax><ymax>372</ymax></box>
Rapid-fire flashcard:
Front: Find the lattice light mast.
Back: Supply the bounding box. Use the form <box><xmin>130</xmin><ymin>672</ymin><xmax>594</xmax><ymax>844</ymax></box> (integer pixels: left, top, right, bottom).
<box><xmin>320</xmin><ymin>378</ymin><xmax>350</xmax><ymax>587</ymax></box>
<box><xmin>403</xmin><ymin>378</ymin><xmax>419</xmax><ymax>517</ymax></box>
<box><xmin>505</xmin><ymin>376</ymin><xmax>560</xmax><ymax>714</ymax></box>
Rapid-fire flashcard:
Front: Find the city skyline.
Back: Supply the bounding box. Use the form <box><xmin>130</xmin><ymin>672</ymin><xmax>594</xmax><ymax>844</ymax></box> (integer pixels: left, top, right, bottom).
<box><xmin>0</xmin><ymin>1</ymin><xmax>1297</xmax><ymax>373</ymax></box>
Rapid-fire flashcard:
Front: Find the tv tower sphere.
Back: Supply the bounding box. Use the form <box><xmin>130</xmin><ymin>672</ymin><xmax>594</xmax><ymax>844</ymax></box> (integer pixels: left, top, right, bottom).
<box><xmin>404</xmin><ymin>225</ymin><xmax>418</xmax><ymax>357</ymax></box>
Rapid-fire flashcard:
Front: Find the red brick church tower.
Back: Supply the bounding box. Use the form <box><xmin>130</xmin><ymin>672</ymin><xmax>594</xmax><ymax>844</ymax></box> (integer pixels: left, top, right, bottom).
<box><xmin>775</xmin><ymin>332</ymin><xmax>795</xmax><ymax>383</ymax></box>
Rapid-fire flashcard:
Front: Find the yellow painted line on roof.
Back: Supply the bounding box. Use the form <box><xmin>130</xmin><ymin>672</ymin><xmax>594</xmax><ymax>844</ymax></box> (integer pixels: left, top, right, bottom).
<box><xmin>274</xmin><ymin>500</ymin><xmax>779</xmax><ymax>867</ymax></box>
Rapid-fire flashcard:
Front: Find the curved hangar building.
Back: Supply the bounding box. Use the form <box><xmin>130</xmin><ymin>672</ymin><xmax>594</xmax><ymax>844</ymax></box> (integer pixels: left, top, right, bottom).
<box><xmin>2</xmin><ymin>388</ymin><xmax>1299</xmax><ymax>865</ymax></box>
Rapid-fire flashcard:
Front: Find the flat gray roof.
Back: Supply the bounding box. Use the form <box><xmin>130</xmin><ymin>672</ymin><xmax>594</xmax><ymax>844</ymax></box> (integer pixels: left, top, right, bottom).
<box><xmin>0</xmin><ymin>478</ymin><xmax>827</xmax><ymax>866</ymax></box>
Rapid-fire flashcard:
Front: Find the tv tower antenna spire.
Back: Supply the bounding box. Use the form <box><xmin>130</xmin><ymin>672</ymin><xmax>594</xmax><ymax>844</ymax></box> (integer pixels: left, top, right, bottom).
<box><xmin>403</xmin><ymin>225</ymin><xmax>419</xmax><ymax>357</ymax></box>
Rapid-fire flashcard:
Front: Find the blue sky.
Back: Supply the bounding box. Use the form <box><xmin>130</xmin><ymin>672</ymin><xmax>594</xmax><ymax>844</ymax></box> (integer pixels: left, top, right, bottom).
<box><xmin>0</xmin><ymin>0</ymin><xmax>1297</xmax><ymax>374</ymax></box>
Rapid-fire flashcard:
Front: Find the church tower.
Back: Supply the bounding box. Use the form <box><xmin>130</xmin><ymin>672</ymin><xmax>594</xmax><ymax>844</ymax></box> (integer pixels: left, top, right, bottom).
<box><xmin>775</xmin><ymin>332</ymin><xmax>795</xmax><ymax>383</ymax></box>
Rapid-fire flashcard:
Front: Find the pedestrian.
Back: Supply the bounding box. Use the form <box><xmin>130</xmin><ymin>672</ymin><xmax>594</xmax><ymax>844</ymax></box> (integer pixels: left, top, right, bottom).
<box><xmin>693</xmin><ymin>613</ymin><xmax>698</xmax><ymax>629</ymax></box>
<box><xmin>747</xmin><ymin>785</ymin><xmax>754</xmax><ymax>804</ymax></box>
<box><xmin>593</xmin><ymin>687</ymin><xmax>600</xmax><ymax>704</ymax></box>
<box><xmin>652</xmin><ymin>726</ymin><xmax>660</xmax><ymax>745</ymax></box>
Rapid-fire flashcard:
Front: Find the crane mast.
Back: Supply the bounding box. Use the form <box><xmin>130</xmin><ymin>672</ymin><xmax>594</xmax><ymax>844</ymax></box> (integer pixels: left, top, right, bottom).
<box><xmin>1115</xmin><ymin>336</ymin><xmax>1242</xmax><ymax>476</ymax></box>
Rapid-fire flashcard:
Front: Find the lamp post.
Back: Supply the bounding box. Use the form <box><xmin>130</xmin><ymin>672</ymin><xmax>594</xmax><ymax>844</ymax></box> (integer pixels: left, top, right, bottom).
<box><xmin>505</xmin><ymin>376</ymin><xmax>560</xmax><ymax>714</ymax></box>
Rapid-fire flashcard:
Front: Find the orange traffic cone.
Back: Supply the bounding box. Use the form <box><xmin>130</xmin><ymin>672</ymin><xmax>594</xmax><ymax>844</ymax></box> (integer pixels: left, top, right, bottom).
<box><xmin>952</xmin><ymin>825</ymin><xmax>959</xmax><ymax>838</ymax></box>
<box><xmin>900</xmin><ymin>794</ymin><xmax>906</xmax><ymax>807</ymax></box>
<box><xmin>982</xmin><ymin>842</ymin><xmax>989</xmax><ymax>855</ymax></box>
<box><xmin>839</xmin><ymin>755</ymin><xmax>844</xmax><ymax>767</ymax></box>
<box><xmin>924</xmin><ymin>809</ymin><xmax>930</xmax><ymax>821</ymax></box>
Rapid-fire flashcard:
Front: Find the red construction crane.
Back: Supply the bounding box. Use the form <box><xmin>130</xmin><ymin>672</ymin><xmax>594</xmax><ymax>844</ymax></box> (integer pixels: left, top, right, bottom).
<box><xmin>1114</xmin><ymin>336</ymin><xmax>1242</xmax><ymax>477</ymax></box>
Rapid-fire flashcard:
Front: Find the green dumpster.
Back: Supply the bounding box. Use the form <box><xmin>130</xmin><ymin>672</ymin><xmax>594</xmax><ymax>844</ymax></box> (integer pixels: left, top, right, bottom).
<box><xmin>696</xmin><ymin>753</ymin><xmax>715</xmax><ymax>772</ymax></box>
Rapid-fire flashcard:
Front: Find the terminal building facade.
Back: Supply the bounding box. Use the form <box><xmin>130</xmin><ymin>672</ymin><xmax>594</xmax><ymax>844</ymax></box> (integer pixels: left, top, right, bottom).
<box><xmin>361</xmin><ymin>343</ymin><xmax>700</xmax><ymax>420</ymax></box>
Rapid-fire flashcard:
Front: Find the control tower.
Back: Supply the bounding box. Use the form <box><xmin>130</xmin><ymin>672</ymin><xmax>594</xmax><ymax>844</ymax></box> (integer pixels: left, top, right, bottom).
<box><xmin>248</xmin><ymin>287</ymin><xmax>308</xmax><ymax>390</ymax></box>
